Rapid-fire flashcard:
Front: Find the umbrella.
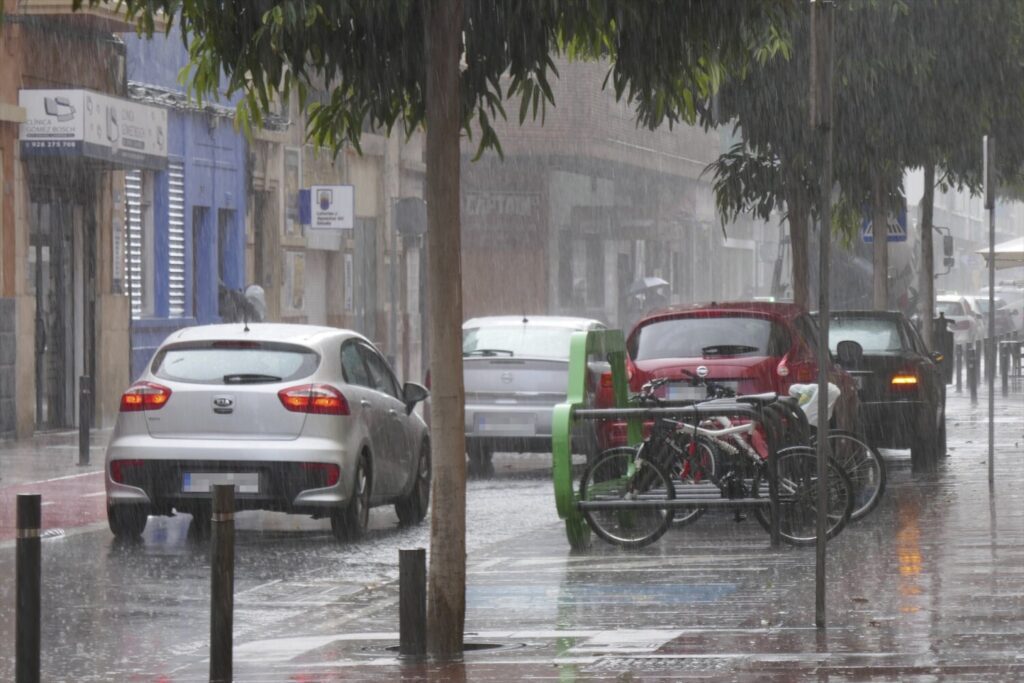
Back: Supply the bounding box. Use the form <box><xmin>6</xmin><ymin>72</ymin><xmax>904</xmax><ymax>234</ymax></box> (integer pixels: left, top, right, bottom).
<box><xmin>977</xmin><ymin>236</ymin><xmax>1024</xmax><ymax>270</ymax></box>
<box><xmin>628</xmin><ymin>276</ymin><xmax>670</xmax><ymax>295</ymax></box>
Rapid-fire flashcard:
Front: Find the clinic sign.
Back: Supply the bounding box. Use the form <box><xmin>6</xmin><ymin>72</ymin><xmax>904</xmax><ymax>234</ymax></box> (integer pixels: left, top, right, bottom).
<box><xmin>19</xmin><ymin>89</ymin><xmax>167</xmax><ymax>170</ymax></box>
<box><xmin>310</xmin><ymin>185</ymin><xmax>354</xmax><ymax>230</ymax></box>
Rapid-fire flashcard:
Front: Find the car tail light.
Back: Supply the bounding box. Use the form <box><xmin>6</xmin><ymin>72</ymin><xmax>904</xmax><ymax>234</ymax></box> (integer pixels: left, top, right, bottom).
<box><xmin>120</xmin><ymin>382</ymin><xmax>172</xmax><ymax>412</ymax></box>
<box><xmin>600</xmin><ymin>366</ymin><xmax>633</xmax><ymax>388</ymax></box>
<box><xmin>301</xmin><ymin>462</ymin><xmax>341</xmax><ymax>487</ymax></box>
<box><xmin>891</xmin><ymin>373</ymin><xmax>919</xmax><ymax>389</ymax></box>
<box><xmin>110</xmin><ymin>459</ymin><xmax>143</xmax><ymax>483</ymax></box>
<box><xmin>278</xmin><ymin>384</ymin><xmax>349</xmax><ymax>415</ymax></box>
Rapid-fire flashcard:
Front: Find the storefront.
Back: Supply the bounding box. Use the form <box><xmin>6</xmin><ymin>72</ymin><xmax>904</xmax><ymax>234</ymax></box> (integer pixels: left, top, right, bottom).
<box><xmin>19</xmin><ymin>89</ymin><xmax>167</xmax><ymax>429</ymax></box>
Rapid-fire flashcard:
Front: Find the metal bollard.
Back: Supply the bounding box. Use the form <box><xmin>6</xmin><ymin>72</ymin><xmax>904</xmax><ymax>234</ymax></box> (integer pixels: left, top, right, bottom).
<box><xmin>210</xmin><ymin>485</ymin><xmax>235</xmax><ymax>683</ymax></box>
<box><xmin>967</xmin><ymin>346</ymin><xmax>978</xmax><ymax>403</ymax></box>
<box><xmin>1000</xmin><ymin>343</ymin><xmax>1009</xmax><ymax>396</ymax></box>
<box><xmin>955</xmin><ymin>344</ymin><xmax>963</xmax><ymax>393</ymax></box>
<box><xmin>16</xmin><ymin>494</ymin><xmax>41</xmax><ymax>683</ymax></box>
<box><xmin>78</xmin><ymin>376</ymin><xmax>92</xmax><ymax>466</ymax></box>
<box><xmin>399</xmin><ymin>548</ymin><xmax>427</xmax><ymax>657</ymax></box>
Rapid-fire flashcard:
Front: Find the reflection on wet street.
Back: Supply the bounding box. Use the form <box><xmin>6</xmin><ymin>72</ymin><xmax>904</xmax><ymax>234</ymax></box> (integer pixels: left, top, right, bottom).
<box><xmin>1</xmin><ymin>393</ymin><xmax>1023</xmax><ymax>680</ymax></box>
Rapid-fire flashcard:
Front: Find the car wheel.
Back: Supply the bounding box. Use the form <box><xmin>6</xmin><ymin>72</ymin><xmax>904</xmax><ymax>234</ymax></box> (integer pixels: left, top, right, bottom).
<box><xmin>108</xmin><ymin>504</ymin><xmax>148</xmax><ymax>540</ymax></box>
<box><xmin>332</xmin><ymin>452</ymin><xmax>370</xmax><ymax>541</ymax></box>
<box><xmin>396</xmin><ymin>442</ymin><xmax>431</xmax><ymax>526</ymax></box>
<box><xmin>468</xmin><ymin>445</ymin><xmax>494</xmax><ymax>479</ymax></box>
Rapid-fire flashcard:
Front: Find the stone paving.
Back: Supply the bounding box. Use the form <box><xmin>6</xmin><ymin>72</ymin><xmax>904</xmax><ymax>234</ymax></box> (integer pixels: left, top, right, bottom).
<box><xmin>2</xmin><ymin>389</ymin><xmax>1022</xmax><ymax>681</ymax></box>
<box><xmin>193</xmin><ymin>388</ymin><xmax>1024</xmax><ymax>681</ymax></box>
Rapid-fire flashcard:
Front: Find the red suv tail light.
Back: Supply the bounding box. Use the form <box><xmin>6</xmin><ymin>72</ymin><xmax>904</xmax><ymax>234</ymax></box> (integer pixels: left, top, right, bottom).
<box><xmin>301</xmin><ymin>462</ymin><xmax>341</xmax><ymax>487</ymax></box>
<box><xmin>120</xmin><ymin>382</ymin><xmax>172</xmax><ymax>412</ymax></box>
<box><xmin>278</xmin><ymin>384</ymin><xmax>349</xmax><ymax>415</ymax></box>
<box><xmin>891</xmin><ymin>372</ymin><xmax>919</xmax><ymax>390</ymax></box>
<box><xmin>110</xmin><ymin>459</ymin><xmax>144</xmax><ymax>483</ymax></box>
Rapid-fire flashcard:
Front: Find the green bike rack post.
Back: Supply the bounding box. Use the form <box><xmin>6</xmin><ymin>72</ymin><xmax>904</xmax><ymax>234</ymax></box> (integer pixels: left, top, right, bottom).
<box><xmin>552</xmin><ymin>329</ymin><xmax>642</xmax><ymax>550</ymax></box>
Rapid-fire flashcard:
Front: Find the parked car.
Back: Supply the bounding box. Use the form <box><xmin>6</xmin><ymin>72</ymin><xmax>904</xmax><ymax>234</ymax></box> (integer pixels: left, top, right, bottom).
<box><xmin>597</xmin><ymin>302</ymin><xmax>859</xmax><ymax>449</ymax></box>
<box><xmin>459</xmin><ymin>315</ymin><xmax>606</xmax><ymax>476</ymax></box>
<box><xmin>935</xmin><ymin>294</ymin><xmax>981</xmax><ymax>346</ymax></box>
<box><xmin>824</xmin><ymin>311</ymin><xmax>946</xmax><ymax>466</ymax></box>
<box><xmin>105</xmin><ymin>324</ymin><xmax>431</xmax><ymax>541</ymax></box>
<box><xmin>974</xmin><ymin>296</ymin><xmax>1018</xmax><ymax>336</ymax></box>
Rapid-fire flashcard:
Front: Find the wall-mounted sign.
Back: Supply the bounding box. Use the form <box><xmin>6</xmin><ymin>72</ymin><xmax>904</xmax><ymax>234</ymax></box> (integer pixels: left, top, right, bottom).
<box><xmin>310</xmin><ymin>185</ymin><xmax>354</xmax><ymax>230</ymax></box>
<box><xmin>18</xmin><ymin>89</ymin><xmax>167</xmax><ymax>169</ymax></box>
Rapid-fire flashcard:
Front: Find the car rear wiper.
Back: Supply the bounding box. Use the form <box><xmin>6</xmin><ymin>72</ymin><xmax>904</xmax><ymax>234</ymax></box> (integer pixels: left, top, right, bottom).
<box><xmin>701</xmin><ymin>345</ymin><xmax>759</xmax><ymax>357</ymax></box>
<box><xmin>463</xmin><ymin>349</ymin><xmax>514</xmax><ymax>357</ymax></box>
<box><xmin>223</xmin><ymin>373</ymin><xmax>283</xmax><ymax>384</ymax></box>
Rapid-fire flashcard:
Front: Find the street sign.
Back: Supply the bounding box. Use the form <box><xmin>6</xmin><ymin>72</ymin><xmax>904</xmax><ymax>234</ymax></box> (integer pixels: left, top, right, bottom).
<box><xmin>309</xmin><ymin>185</ymin><xmax>354</xmax><ymax>230</ymax></box>
<box><xmin>861</xmin><ymin>208</ymin><xmax>907</xmax><ymax>243</ymax></box>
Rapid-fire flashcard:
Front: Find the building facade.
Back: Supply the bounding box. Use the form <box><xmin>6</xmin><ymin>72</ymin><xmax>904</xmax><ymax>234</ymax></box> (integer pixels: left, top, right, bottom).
<box><xmin>122</xmin><ymin>28</ymin><xmax>248</xmax><ymax>379</ymax></box>
<box><xmin>1</xmin><ymin>2</ymin><xmax>169</xmax><ymax>438</ymax></box>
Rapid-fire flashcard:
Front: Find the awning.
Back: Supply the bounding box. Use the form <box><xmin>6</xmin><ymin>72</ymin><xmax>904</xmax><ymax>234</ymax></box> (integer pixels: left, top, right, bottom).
<box><xmin>19</xmin><ymin>89</ymin><xmax>167</xmax><ymax>170</ymax></box>
<box><xmin>976</xmin><ymin>236</ymin><xmax>1024</xmax><ymax>270</ymax></box>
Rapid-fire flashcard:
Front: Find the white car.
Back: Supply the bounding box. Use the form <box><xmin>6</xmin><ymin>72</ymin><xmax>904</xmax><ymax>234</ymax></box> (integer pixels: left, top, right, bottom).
<box><xmin>105</xmin><ymin>324</ymin><xmax>431</xmax><ymax>541</ymax></box>
<box><xmin>936</xmin><ymin>294</ymin><xmax>981</xmax><ymax>346</ymax></box>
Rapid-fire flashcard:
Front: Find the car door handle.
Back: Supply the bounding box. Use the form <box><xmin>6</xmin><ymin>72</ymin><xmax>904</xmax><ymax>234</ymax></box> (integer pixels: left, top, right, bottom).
<box><xmin>360</xmin><ymin>399</ymin><xmax>372</xmax><ymax>408</ymax></box>
<box><xmin>388</xmin><ymin>408</ymin><xmax>399</xmax><ymax>418</ymax></box>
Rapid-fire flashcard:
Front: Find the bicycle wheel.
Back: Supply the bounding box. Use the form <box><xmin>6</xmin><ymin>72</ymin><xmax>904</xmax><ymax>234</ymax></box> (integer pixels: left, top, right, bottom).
<box><xmin>751</xmin><ymin>446</ymin><xmax>854</xmax><ymax>545</ymax></box>
<box><xmin>662</xmin><ymin>432</ymin><xmax>718</xmax><ymax>526</ymax></box>
<box><xmin>821</xmin><ymin>430</ymin><xmax>886</xmax><ymax>522</ymax></box>
<box><xmin>579</xmin><ymin>447</ymin><xmax>675</xmax><ymax>549</ymax></box>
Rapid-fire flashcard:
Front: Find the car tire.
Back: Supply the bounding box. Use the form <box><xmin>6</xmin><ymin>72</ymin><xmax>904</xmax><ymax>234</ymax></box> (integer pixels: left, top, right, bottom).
<box><xmin>332</xmin><ymin>452</ymin><xmax>370</xmax><ymax>541</ymax></box>
<box><xmin>468</xmin><ymin>445</ymin><xmax>494</xmax><ymax>479</ymax></box>
<box><xmin>108</xmin><ymin>504</ymin><xmax>148</xmax><ymax>540</ymax></box>
<box><xmin>396</xmin><ymin>442</ymin><xmax>431</xmax><ymax>526</ymax></box>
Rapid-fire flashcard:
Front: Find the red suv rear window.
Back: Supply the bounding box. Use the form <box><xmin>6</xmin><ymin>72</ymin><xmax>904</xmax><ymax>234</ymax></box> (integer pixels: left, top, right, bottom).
<box><xmin>629</xmin><ymin>316</ymin><xmax>791</xmax><ymax>360</ymax></box>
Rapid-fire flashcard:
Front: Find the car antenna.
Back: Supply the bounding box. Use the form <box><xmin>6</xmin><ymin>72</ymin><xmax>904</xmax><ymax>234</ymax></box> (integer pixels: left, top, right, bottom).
<box><xmin>522</xmin><ymin>313</ymin><xmax>529</xmax><ymax>324</ymax></box>
<box><xmin>242</xmin><ymin>292</ymin><xmax>250</xmax><ymax>333</ymax></box>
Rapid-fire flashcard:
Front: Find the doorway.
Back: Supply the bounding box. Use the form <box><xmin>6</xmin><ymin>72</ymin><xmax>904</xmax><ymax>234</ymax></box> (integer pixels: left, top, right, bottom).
<box><xmin>29</xmin><ymin>187</ymin><xmax>93</xmax><ymax>430</ymax></box>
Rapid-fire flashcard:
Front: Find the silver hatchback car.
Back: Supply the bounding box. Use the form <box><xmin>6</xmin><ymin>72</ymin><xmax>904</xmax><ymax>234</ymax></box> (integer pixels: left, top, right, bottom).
<box><xmin>105</xmin><ymin>324</ymin><xmax>431</xmax><ymax>541</ymax></box>
<box><xmin>462</xmin><ymin>315</ymin><xmax>605</xmax><ymax>476</ymax></box>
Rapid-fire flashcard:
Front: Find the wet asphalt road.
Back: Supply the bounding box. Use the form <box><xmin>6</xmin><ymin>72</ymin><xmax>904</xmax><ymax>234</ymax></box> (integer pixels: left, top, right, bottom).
<box><xmin>1</xmin><ymin>390</ymin><xmax>1023</xmax><ymax>681</ymax></box>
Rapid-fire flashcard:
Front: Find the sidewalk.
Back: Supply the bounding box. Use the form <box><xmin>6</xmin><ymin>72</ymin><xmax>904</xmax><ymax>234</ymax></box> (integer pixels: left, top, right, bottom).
<box><xmin>0</xmin><ymin>428</ymin><xmax>108</xmax><ymax>488</ymax></box>
<box><xmin>218</xmin><ymin>387</ymin><xmax>1024</xmax><ymax>681</ymax></box>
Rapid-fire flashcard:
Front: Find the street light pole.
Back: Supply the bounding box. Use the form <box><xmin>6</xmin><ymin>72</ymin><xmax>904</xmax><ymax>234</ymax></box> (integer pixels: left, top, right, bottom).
<box><xmin>810</xmin><ymin>0</ymin><xmax>835</xmax><ymax>630</ymax></box>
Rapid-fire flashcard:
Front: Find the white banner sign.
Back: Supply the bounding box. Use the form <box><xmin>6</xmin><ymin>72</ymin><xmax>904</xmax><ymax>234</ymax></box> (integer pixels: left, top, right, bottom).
<box><xmin>19</xmin><ymin>89</ymin><xmax>167</xmax><ymax>169</ymax></box>
<box><xmin>310</xmin><ymin>185</ymin><xmax>354</xmax><ymax>230</ymax></box>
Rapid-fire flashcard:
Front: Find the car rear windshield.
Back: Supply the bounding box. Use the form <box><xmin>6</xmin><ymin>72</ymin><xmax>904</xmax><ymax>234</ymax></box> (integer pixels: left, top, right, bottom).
<box><xmin>936</xmin><ymin>300</ymin><xmax>965</xmax><ymax>316</ymax></box>
<box><xmin>151</xmin><ymin>341</ymin><xmax>320</xmax><ymax>384</ymax></box>
<box><xmin>462</xmin><ymin>325</ymin><xmax>577</xmax><ymax>359</ymax></box>
<box><xmin>628</xmin><ymin>316</ymin><xmax>790</xmax><ymax>360</ymax></box>
<box><xmin>828</xmin><ymin>318</ymin><xmax>904</xmax><ymax>353</ymax></box>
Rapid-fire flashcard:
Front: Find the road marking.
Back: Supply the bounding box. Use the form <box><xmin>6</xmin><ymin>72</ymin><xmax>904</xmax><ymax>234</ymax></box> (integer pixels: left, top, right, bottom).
<box><xmin>4</xmin><ymin>470</ymin><xmax>103</xmax><ymax>487</ymax></box>
<box><xmin>40</xmin><ymin>501</ymin><xmax>56</xmax><ymax>506</ymax></box>
<box><xmin>82</xmin><ymin>491</ymin><xmax>106</xmax><ymax>498</ymax></box>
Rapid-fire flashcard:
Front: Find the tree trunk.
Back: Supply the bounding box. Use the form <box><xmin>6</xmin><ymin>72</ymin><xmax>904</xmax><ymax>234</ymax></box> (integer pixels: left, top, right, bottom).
<box><xmin>919</xmin><ymin>163</ymin><xmax>936</xmax><ymax>348</ymax></box>
<box><xmin>788</xmin><ymin>194</ymin><xmax>810</xmax><ymax>310</ymax></box>
<box><xmin>424</xmin><ymin>0</ymin><xmax>466</xmax><ymax>660</ymax></box>
<box><xmin>872</xmin><ymin>176</ymin><xmax>889</xmax><ymax>310</ymax></box>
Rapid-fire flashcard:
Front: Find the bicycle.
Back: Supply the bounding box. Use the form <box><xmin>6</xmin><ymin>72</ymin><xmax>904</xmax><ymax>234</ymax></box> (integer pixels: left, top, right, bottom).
<box><xmin>579</xmin><ymin>379</ymin><xmax>854</xmax><ymax>547</ymax></box>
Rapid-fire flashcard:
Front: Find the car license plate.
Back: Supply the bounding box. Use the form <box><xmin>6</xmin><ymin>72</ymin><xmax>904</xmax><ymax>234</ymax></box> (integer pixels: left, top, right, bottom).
<box><xmin>476</xmin><ymin>414</ymin><xmax>535</xmax><ymax>435</ymax></box>
<box><xmin>182</xmin><ymin>472</ymin><xmax>259</xmax><ymax>494</ymax></box>
<box><xmin>666</xmin><ymin>384</ymin><xmax>707</xmax><ymax>401</ymax></box>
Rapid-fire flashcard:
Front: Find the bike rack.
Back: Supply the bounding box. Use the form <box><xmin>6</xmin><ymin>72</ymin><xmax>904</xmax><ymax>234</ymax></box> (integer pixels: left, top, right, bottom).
<box><xmin>552</xmin><ymin>329</ymin><xmax>798</xmax><ymax>550</ymax></box>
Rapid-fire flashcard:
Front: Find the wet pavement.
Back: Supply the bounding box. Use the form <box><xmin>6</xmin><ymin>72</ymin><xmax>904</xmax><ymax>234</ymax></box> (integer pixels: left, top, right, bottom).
<box><xmin>1</xmin><ymin>388</ymin><xmax>1023</xmax><ymax>681</ymax></box>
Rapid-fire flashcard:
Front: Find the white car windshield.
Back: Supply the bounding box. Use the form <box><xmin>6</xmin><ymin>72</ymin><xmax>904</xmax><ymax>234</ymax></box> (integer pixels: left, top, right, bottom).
<box><xmin>152</xmin><ymin>341</ymin><xmax>320</xmax><ymax>384</ymax></box>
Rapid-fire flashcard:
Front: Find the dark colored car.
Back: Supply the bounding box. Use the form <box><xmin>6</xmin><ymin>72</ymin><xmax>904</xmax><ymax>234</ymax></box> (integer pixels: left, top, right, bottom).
<box><xmin>822</xmin><ymin>310</ymin><xmax>946</xmax><ymax>466</ymax></box>
<box><xmin>597</xmin><ymin>302</ymin><xmax>859</xmax><ymax>449</ymax></box>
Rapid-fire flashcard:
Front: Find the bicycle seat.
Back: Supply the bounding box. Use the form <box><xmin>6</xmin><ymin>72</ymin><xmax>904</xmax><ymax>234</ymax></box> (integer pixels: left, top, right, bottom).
<box><xmin>736</xmin><ymin>392</ymin><xmax>777</xmax><ymax>405</ymax></box>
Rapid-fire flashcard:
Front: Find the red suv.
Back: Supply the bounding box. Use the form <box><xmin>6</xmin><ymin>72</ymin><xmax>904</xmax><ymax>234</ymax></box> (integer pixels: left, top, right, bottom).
<box><xmin>597</xmin><ymin>302</ymin><xmax>859</xmax><ymax>449</ymax></box>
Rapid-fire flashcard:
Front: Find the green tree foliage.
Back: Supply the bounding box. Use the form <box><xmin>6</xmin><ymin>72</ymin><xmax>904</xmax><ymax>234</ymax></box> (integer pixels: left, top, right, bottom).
<box><xmin>703</xmin><ymin>0</ymin><xmax>1024</xmax><ymax>313</ymax></box>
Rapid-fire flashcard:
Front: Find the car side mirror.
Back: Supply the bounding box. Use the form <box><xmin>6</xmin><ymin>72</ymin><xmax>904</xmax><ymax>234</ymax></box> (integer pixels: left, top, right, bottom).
<box><xmin>836</xmin><ymin>340</ymin><xmax>864</xmax><ymax>368</ymax></box>
<box><xmin>403</xmin><ymin>382</ymin><xmax>430</xmax><ymax>415</ymax></box>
